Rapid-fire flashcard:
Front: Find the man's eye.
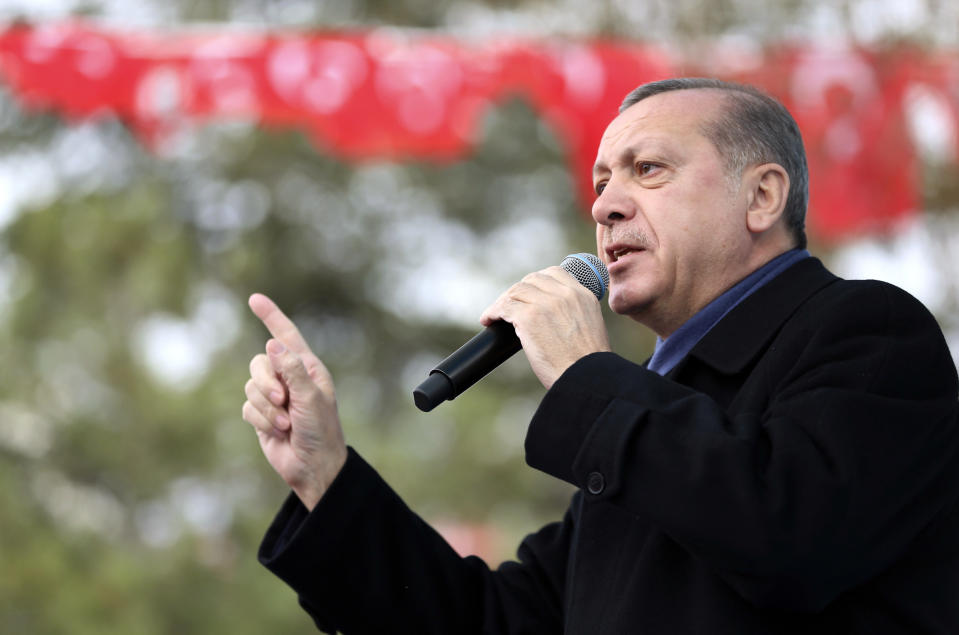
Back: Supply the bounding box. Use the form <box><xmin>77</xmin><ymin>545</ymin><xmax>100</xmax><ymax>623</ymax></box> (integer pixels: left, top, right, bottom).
<box><xmin>595</xmin><ymin>181</ymin><xmax>607</xmax><ymax>196</ymax></box>
<box><xmin>637</xmin><ymin>162</ymin><xmax>659</xmax><ymax>175</ymax></box>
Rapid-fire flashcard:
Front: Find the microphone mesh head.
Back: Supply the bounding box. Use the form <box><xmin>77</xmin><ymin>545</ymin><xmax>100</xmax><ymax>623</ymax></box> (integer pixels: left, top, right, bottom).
<box><xmin>561</xmin><ymin>253</ymin><xmax>609</xmax><ymax>300</ymax></box>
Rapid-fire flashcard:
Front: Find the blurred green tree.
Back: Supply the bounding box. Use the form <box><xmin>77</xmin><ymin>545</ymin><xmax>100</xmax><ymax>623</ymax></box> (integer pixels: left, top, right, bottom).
<box><xmin>0</xmin><ymin>84</ymin><xmax>651</xmax><ymax>631</ymax></box>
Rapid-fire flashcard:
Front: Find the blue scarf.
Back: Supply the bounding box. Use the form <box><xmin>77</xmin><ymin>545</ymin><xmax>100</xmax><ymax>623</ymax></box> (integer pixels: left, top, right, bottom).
<box><xmin>646</xmin><ymin>249</ymin><xmax>810</xmax><ymax>376</ymax></box>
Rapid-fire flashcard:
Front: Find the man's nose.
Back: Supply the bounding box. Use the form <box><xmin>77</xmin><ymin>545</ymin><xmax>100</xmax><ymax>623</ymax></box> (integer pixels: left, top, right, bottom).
<box><xmin>591</xmin><ymin>178</ymin><xmax>633</xmax><ymax>226</ymax></box>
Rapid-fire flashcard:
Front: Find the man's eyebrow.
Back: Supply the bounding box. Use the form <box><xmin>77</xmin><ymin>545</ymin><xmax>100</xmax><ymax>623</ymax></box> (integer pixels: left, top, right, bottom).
<box><xmin>593</xmin><ymin>141</ymin><xmax>666</xmax><ymax>175</ymax></box>
<box><xmin>600</xmin><ymin>136</ymin><xmax>684</xmax><ymax>172</ymax></box>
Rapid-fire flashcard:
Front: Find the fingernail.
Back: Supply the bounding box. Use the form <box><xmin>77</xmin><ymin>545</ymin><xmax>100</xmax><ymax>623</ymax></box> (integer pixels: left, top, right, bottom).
<box><xmin>274</xmin><ymin>413</ymin><xmax>290</xmax><ymax>430</ymax></box>
<box><xmin>267</xmin><ymin>340</ymin><xmax>286</xmax><ymax>355</ymax></box>
<box><xmin>269</xmin><ymin>390</ymin><xmax>284</xmax><ymax>406</ymax></box>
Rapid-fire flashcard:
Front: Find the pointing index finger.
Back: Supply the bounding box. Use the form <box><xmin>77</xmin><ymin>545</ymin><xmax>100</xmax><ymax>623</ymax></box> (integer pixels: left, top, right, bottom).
<box><xmin>248</xmin><ymin>293</ymin><xmax>313</xmax><ymax>356</ymax></box>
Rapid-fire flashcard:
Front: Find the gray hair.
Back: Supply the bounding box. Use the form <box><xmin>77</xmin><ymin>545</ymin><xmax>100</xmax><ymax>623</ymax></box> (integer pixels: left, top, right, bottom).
<box><xmin>620</xmin><ymin>78</ymin><xmax>808</xmax><ymax>249</ymax></box>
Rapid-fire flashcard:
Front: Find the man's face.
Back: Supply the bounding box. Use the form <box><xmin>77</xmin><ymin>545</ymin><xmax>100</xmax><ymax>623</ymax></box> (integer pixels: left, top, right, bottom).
<box><xmin>592</xmin><ymin>89</ymin><xmax>753</xmax><ymax>337</ymax></box>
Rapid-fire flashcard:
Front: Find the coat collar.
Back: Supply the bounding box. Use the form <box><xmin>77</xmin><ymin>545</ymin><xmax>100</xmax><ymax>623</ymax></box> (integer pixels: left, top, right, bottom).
<box><xmin>670</xmin><ymin>257</ymin><xmax>839</xmax><ymax>377</ymax></box>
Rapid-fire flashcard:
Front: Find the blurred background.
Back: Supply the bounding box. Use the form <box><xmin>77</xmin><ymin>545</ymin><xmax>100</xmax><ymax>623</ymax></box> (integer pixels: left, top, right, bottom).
<box><xmin>0</xmin><ymin>0</ymin><xmax>957</xmax><ymax>633</ymax></box>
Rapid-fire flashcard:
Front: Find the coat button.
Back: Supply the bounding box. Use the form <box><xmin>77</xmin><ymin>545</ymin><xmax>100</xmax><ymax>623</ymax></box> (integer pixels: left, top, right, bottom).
<box><xmin>586</xmin><ymin>471</ymin><xmax>605</xmax><ymax>495</ymax></box>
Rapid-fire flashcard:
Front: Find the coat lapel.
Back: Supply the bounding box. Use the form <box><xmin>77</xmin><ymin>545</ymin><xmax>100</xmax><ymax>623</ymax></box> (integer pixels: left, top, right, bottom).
<box><xmin>667</xmin><ymin>257</ymin><xmax>839</xmax><ymax>380</ymax></box>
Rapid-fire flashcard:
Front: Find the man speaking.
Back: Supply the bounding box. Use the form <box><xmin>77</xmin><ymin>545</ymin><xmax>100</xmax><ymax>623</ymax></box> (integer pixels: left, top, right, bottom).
<box><xmin>242</xmin><ymin>78</ymin><xmax>959</xmax><ymax>633</ymax></box>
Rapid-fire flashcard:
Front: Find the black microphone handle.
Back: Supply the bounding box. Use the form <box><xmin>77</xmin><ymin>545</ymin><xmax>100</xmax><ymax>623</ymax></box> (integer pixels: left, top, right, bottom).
<box><xmin>413</xmin><ymin>252</ymin><xmax>607</xmax><ymax>413</ymax></box>
<box><xmin>412</xmin><ymin>320</ymin><xmax>521</xmax><ymax>412</ymax></box>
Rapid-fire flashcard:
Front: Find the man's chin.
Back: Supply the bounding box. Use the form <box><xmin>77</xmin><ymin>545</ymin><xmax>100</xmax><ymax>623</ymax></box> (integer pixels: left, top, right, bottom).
<box><xmin>607</xmin><ymin>291</ymin><xmax>653</xmax><ymax>319</ymax></box>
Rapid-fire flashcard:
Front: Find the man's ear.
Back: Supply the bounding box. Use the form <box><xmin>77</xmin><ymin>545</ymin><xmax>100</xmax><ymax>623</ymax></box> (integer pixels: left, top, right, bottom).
<box><xmin>744</xmin><ymin>163</ymin><xmax>789</xmax><ymax>235</ymax></box>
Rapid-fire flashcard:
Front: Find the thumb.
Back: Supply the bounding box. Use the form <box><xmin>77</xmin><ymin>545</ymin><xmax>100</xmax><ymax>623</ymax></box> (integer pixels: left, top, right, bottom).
<box><xmin>266</xmin><ymin>339</ymin><xmax>315</xmax><ymax>398</ymax></box>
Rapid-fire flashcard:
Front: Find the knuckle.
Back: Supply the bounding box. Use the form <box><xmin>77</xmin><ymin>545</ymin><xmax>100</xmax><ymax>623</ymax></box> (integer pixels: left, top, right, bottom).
<box><xmin>559</xmin><ymin>283</ymin><xmax>579</xmax><ymax>299</ymax></box>
<box><xmin>279</xmin><ymin>353</ymin><xmax>301</xmax><ymax>376</ymax></box>
<box><xmin>305</xmin><ymin>363</ymin><xmax>322</xmax><ymax>384</ymax></box>
<box><xmin>509</xmin><ymin>281</ymin><xmax>531</xmax><ymax>298</ymax></box>
<box><xmin>522</xmin><ymin>271</ymin><xmax>546</xmax><ymax>285</ymax></box>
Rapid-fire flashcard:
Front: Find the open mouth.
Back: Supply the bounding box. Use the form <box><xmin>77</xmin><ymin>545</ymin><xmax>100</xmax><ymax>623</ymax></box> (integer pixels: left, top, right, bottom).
<box><xmin>608</xmin><ymin>246</ymin><xmax>643</xmax><ymax>262</ymax></box>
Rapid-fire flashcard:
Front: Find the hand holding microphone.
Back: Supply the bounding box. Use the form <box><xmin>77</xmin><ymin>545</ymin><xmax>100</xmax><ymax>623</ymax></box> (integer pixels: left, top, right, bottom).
<box><xmin>243</xmin><ymin>255</ymin><xmax>610</xmax><ymax>509</ymax></box>
<box><xmin>414</xmin><ymin>254</ymin><xmax>610</xmax><ymax>412</ymax></box>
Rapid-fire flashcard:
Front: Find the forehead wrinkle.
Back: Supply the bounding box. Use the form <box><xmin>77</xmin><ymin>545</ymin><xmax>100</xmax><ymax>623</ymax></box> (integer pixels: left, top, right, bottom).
<box><xmin>594</xmin><ymin>97</ymin><xmax>715</xmax><ymax>174</ymax></box>
<box><xmin>594</xmin><ymin>119</ymin><xmax>646</xmax><ymax>175</ymax></box>
<box><xmin>599</xmin><ymin>108</ymin><xmax>653</xmax><ymax>150</ymax></box>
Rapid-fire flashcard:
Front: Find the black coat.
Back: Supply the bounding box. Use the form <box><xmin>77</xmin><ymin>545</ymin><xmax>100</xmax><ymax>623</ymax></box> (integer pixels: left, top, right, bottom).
<box><xmin>260</xmin><ymin>257</ymin><xmax>959</xmax><ymax>633</ymax></box>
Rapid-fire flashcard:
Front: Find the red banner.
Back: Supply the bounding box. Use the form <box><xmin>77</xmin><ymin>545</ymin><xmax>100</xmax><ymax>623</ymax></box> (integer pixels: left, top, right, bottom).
<box><xmin>1</xmin><ymin>22</ymin><xmax>956</xmax><ymax>242</ymax></box>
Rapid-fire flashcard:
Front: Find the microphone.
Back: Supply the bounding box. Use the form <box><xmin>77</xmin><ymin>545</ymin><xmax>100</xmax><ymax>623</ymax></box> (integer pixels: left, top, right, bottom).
<box><xmin>413</xmin><ymin>253</ymin><xmax>609</xmax><ymax>412</ymax></box>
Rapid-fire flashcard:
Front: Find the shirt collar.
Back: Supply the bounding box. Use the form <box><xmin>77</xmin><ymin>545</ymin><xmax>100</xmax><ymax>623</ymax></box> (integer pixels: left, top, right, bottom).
<box><xmin>646</xmin><ymin>249</ymin><xmax>810</xmax><ymax>376</ymax></box>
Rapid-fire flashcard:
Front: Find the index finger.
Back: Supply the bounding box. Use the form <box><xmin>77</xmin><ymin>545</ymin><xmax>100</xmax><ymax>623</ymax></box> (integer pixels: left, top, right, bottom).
<box><xmin>540</xmin><ymin>265</ymin><xmax>581</xmax><ymax>288</ymax></box>
<box><xmin>248</xmin><ymin>293</ymin><xmax>313</xmax><ymax>357</ymax></box>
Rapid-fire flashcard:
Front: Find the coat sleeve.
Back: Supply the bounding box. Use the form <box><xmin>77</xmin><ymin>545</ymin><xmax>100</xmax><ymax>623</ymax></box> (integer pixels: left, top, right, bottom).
<box><xmin>258</xmin><ymin>447</ymin><xmax>572</xmax><ymax>634</ymax></box>
<box><xmin>526</xmin><ymin>281</ymin><xmax>959</xmax><ymax>612</ymax></box>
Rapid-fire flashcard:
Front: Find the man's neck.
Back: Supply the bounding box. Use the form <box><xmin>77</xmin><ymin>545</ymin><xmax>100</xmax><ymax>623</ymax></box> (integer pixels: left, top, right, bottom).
<box><xmin>644</xmin><ymin>248</ymin><xmax>810</xmax><ymax>376</ymax></box>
